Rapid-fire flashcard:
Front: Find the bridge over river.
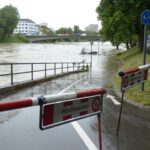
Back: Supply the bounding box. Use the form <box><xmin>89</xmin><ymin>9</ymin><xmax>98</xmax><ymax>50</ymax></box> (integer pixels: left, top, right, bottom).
<box><xmin>25</xmin><ymin>35</ymin><xmax>100</xmax><ymax>43</ymax></box>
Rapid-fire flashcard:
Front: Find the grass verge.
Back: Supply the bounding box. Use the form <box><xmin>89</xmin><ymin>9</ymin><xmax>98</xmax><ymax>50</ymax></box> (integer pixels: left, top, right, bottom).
<box><xmin>114</xmin><ymin>46</ymin><xmax>150</xmax><ymax>106</ymax></box>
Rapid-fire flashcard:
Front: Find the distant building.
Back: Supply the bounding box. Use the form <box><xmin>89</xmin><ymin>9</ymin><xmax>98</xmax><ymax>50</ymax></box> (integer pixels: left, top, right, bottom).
<box><xmin>13</xmin><ymin>19</ymin><xmax>40</xmax><ymax>35</ymax></box>
<box><xmin>85</xmin><ymin>24</ymin><xmax>98</xmax><ymax>33</ymax></box>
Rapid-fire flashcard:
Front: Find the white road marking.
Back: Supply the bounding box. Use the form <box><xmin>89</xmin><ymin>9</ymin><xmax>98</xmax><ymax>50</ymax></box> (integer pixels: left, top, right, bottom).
<box><xmin>106</xmin><ymin>94</ymin><xmax>121</xmax><ymax>105</ymax></box>
<box><xmin>71</xmin><ymin>121</ymin><xmax>98</xmax><ymax>150</ymax></box>
<box><xmin>58</xmin><ymin>76</ymin><xmax>88</xmax><ymax>94</ymax></box>
<box><xmin>58</xmin><ymin>75</ymin><xmax>98</xmax><ymax>150</ymax></box>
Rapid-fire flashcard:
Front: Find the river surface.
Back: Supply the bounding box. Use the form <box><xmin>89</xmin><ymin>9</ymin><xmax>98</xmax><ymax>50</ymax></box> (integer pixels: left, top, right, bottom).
<box><xmin>0</xmin><ymin>42</ymin><xmax>116</xmax><ymax>63</ymax></box>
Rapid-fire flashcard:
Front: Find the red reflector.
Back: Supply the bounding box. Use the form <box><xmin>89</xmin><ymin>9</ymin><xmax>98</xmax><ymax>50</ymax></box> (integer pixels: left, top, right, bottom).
<box><xmin>80</xmin><ymin>111</ymin><xmax>88</xmax><ymax>116</ymax></box>
<box><xmin>80</xmin><ymin>98</ymin><xmax>88</xmax><ymax>103</ymax></box>
<box><xmin>144</xmin><ymin>69</ymin><xmax>148</xmax><ymax>80</ymax></box>
<box><xmin>43</xmin><ymin>104</ymin><xmax>54</xmax><ymax>126</ymax></box>
<box><xmin>63</xmin><ymin>114</ymin><xmax>72</xmax><ymax>120</ymax></box>
<box><xmin>64</xmin><ymin>101</ymin><xmax>72</xmax><ymax>107</ymax></box>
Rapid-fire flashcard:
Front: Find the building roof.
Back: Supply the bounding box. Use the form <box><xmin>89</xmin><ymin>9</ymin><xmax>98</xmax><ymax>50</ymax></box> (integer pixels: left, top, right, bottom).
<box><xmin>20</xmin><ymin>19</ymin><xmax>35</xmax><ymax>23</ymax></box>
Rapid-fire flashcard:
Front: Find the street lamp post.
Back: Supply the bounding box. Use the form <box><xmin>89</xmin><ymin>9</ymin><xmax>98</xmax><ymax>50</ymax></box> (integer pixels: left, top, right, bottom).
<box><xmin>90</xmin><ymin>41</ymin><xmax>94</xmax><ymax>69</ymax></box>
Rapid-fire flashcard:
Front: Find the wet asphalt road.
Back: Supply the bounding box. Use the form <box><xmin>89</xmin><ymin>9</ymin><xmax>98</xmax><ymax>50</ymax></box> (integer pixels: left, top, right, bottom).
<box><xmin>0</xmin><ymin>55</ymin><xmax>150</xmax><ymax>150</ymax></box>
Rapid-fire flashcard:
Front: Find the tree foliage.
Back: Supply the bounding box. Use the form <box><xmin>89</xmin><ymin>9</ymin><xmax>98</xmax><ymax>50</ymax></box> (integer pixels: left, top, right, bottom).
<box><xmin>0</xmin><ymin>5</ymin><xmax>20</xmax><ymax>40</ymax></box>
<box><xmin>40</xmin><ymin>25</ymin><xmax>53</xmax><ymax>35</ymax></box>
<box><xmin>96</xmin><ymin>0</ymin><xmax>150</xmax><ymax>50</ymax></box>
<box><xmin>56</xmin><ymin>25</ymin><xmax>83</xmax><ymax>35</ymax></box>
<box><xmin>56</xmin><ymin>27</ymin><xmax>73</xmax><ymax>34</ymax></box>
<box><xmin>73</xmin><ymin>25</ymin><xmax>82</xmax><ymax>34</ymax></box>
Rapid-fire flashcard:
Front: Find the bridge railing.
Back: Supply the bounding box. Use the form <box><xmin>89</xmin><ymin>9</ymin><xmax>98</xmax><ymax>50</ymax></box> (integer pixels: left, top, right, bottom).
<box><xmin>0</xmin><ymin>62</ymin><xmax>89</xmax><ymax>86</ymax></box>
<box><xmin>25</xmin><ymin>35</ymin><xmax>100</xmax><ymax>42</ymax></box>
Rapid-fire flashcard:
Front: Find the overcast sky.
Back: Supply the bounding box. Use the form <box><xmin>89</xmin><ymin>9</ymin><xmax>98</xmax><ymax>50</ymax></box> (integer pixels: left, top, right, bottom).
<box><xmin>0</xmin><ymin>0</ymin><xmax>101</xmax><ymax>30</ymax></box>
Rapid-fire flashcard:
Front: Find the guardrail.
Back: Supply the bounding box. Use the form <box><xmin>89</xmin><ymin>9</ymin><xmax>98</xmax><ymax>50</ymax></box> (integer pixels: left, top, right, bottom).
<box><xmin>0</xmin><ymin>62</ymin><xmax>89</xmax><ymax>86</ymax></box>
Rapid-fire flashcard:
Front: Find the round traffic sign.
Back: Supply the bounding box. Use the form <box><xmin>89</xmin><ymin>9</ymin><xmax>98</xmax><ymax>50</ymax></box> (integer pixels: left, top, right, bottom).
<box><xmin>141</xmin><ymin>10</ymin><xmax>150</xmax><ymax>25</ymax></box>
<box><xmin>92</xmin><ymin>97</ymin><xmax>100</xmax><ymax>112</ymax></box>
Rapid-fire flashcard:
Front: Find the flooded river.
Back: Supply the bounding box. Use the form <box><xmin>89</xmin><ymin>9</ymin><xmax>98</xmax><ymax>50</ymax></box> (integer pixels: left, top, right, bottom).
<box><xmin>0</xmin><ymin>42</ymin><xmax>115</xmax><ymax>63</ymax></box>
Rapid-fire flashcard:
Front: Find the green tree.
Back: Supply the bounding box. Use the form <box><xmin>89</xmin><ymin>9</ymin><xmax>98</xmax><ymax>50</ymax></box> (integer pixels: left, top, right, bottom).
<box><xmin>96</xmin><ymin>0</ymin><xmax>150</xmax><ymax>50</ymax></box>
<box><xmin>0</xmin><ymin>5</ymin><xmax>19</xmax><ymax>40</ymax></box>
<box><xmin>56</xmin><ymin>27</ymin><xmax>73</xmax><ymax>34</ymax></box>
<box><xmin>40</xmin><ymin>25</ymin><xmax>53</xmax><ymax>35</ymax></box>
<box><xmin>73</xmin><ymin>25</ymin><xmax>82</xmax><ymax>34</ymax></box>
<box><xmin>96</xmin><ymin>0</ymin><xmax>118</xmax><ymax>46</ymax></box>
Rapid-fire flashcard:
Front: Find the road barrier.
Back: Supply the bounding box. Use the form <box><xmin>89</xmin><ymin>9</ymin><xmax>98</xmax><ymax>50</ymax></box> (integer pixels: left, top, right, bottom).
<box><xmin>119</xmin><ymin>64</ymin><xmax>150</xmax><ymax>91</ymax></box>
<box><xmin>117</xmin><ymin>64</ymin><xmax>150</xmax><ymax>136</ymax></box>
<box><xmin>0</xmin><ymin>61</ymin><xmax>89</xmax><ymax>85</ymax></box>
<box><xmin>0</xmin><ymin>88</ymin><xmax>106</xmax><ymax>150</ymax></box>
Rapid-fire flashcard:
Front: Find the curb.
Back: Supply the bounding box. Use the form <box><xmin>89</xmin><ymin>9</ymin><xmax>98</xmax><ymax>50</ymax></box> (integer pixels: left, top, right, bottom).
<box><xmin>0</xmin><ymin>70</ymin><xmax>87</xmax><ymax>97</ymax></box>
<box><xmin>113</xmin><ymin>85</ymin><xmax>150</xmax><ymax>112</ymax></box>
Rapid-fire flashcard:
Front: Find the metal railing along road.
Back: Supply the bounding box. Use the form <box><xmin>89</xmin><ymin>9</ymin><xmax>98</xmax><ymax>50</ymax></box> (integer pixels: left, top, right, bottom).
<box><xmin>0</xmin><ymin>62</ymin><xmax>89</xmax><ymax>86</ymax></box>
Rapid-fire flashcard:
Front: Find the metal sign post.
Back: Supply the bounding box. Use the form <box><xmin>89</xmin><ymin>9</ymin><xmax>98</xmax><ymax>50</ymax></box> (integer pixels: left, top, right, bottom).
<box><xmin>116</xmin><ymin>90</ymin><xmax>125</xmax><ymax>136</ymax></box>
<box><xmin>97</xmin><ymin>113</ymin><xmax>102</xmax><ymax>150</ymax></box>
<box><xmin>117</xmin><ymin>64</ymin><xmax>150</xmax><ymax>136</ymax></box>
<box><xmin>141</xmin><ymin>10</ymin><xmax>150</xmax><ymax>91</ymax></box>
<box><xmin>90</xmin><ymin>41</ymin><xmax>94</xmax><ymax>70</ymax></box>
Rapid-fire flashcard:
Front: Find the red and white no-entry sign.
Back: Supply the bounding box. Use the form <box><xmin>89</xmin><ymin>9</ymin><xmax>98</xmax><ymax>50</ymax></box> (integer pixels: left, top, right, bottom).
<box><xmin>39</xmin><ymin>88</ymin><xmax>106</xmax><ymax>130</ymax></box>
<box><xmin>119</xmin><ymin>65</ymin><xmax>149</xmax><ymax>91</ymax></box>
<box><xmin>92</xmin><ymin>97</ymin><xmax>100</xmax><ymax>112</ymax></box>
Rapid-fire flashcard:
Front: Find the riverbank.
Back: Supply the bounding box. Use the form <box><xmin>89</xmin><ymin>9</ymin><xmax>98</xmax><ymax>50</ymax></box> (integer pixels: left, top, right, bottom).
<box><xmin>113</xmin><ymin>46</ymin><xmax>150</xmax><ymax>106</ymax></box>
<box><xmin>0</xmin><ymin>35</ymin><xmax>29</xmax><ymax>43</ymax></box>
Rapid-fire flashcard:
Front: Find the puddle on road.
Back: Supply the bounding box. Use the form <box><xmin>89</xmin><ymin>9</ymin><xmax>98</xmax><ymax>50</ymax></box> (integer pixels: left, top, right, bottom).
<box><xmin>0</xmin><ymin>110</ymin><xmax>20</xmax><ymax>124</ymax></box>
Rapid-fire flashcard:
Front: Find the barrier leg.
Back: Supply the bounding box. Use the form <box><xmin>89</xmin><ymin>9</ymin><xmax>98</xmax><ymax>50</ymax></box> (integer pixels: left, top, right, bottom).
<box><xmin>117</xmin><ymin>91</ymin><xmax>125</xmax><ymax>136</ymax></box>
<box><xmin>97</xmin><ymin>113</ymin><xmax>102</xmax><ymax>150</ymax></box>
